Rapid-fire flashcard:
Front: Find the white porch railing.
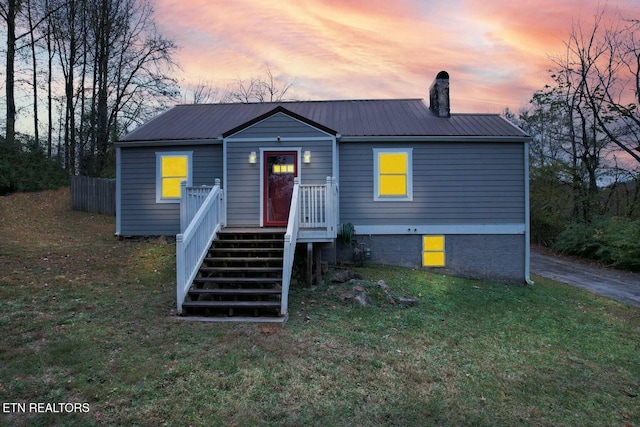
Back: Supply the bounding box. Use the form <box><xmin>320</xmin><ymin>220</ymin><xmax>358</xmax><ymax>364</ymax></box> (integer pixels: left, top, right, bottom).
<box><xmin>176</xmin><ymin>180</ymin><xmax>225</xmax><ymax>314</ymax></box>
<box><xmin>281</xmin><ymin>178</ymin><xmax>301</xmax><ymax>316</ymax></box>
<box><xmin>180</xmin><ymin>183</ymin><xmax>217</xmax><ymax>233</ymax></box>
<box><xmin>299</xmin><ymin>177</ymin><xmax>338</xmax><ymax>238</ymax></box>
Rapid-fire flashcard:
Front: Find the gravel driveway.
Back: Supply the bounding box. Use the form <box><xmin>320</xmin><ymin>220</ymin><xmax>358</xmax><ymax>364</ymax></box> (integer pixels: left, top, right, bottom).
<box><xmin>531</xmin><ymin>249</ymin><xmax>640</xmax><ymax>308</ymax></box>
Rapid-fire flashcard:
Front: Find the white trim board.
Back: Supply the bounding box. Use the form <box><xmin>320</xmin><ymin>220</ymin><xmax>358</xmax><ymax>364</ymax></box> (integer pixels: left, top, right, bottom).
<box><xmin>524</xmin><ymin>142</ymin><xmax>533</xmax><ymax>284</ymax></box>
<box><xmin>225</xmin><ymin>136</ymin><xmax>333</xmax><ymax>143</ymax></box>
<box><xmin>348</xmin><ymin>224</ymin><xmax>526</xmax><ymax>235</ymax></box>
<box><xmin>115</xmin><ymin>147</ymin><xmax>122</xmax><ymax>236</ymax></box>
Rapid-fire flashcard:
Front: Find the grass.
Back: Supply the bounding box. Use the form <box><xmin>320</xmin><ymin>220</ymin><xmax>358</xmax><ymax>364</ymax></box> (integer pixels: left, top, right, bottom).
<box><xmin>1</xmin><ymin>188</ymin><xmax>639</xmax><ymax>426</ymax></box>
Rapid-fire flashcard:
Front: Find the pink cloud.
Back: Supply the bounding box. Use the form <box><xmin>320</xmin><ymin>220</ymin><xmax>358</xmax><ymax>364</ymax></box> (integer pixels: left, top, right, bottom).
<box><xmin>153</xmin><ymin>0</ymin><xmax>637</xmax><ymax>113</ymax></box>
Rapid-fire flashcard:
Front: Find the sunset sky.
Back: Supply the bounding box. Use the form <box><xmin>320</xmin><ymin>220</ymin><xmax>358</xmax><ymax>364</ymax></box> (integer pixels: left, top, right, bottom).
<box><xmin>154</xmin><ymin>0</ymin><xmax>637</xmax><ymax>114</ymax></box>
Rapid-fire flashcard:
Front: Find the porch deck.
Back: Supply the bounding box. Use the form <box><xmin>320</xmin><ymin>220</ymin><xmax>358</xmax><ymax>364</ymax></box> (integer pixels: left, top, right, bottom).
<box><xmin>221</xmin><ymin>227</ymin><xmax>334</xmax><ymax>242</ymax></box>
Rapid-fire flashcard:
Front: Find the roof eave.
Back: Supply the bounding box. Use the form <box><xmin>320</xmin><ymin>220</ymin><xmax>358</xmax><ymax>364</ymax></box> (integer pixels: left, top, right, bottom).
<box><xmin>115</xmin><ymin>138</ymin><xmax>222</xmax><ymax>147</ymax></box>
<box><xmin>337</xmin><ymin>135</ymin><xmax>532</xmax><ymax>143</ymax></box>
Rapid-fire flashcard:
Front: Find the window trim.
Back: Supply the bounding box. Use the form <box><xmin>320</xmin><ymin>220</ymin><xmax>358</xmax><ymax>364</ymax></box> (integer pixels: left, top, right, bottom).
<box><xmin>156</xmin><ymin>151</ymin><xmax>193</xmax><ymax>204</ymax></box>
<box><xmin>373</xmin><ymin>148</ymin><xmax>413</xmax><ymax>201</ymax></box>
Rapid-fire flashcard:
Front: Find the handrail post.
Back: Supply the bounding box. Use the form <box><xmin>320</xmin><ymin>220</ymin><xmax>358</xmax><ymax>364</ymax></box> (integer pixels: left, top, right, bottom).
<box><xmin>281</xmin><ymin>178</ymin><xmax>300</xmax><ymax>316</ymax></box>
<box><xmin>176</xmin><ymin>233</ymin><xmax>185</xmax><ymax>314</ymax></box>
<box><xmin>325</xmin><ymin>177</ymin><xmax>332</xmax><ymax>237</ymax></box>
<box><xmin>331</xmin><ymin>177</ymin><xmax>338</xmax><ymax>237</ymax></box>
<box><xmin>214</xmin><ymin>178</ymin><xmax>225</xmax><ymax>227</ymax></box>
<box><xmin>180</xmin><ymin>181</ymin><xmax>187</xmax><ymax>233</ymax></box>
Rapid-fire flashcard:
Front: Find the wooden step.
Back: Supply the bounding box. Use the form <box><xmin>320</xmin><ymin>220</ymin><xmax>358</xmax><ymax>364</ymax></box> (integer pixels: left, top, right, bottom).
<box><xmin>181</xmin><ymin>300</ymin><xmax>281</xmax><ymax>309</ymax></box>
<box><xmin>188</xmin><ymin>288</ymin><xmax>281</xmax><ymax>296</ymax></box>
<box><xmin>219</xmin><ymin>227</ymin><xmax>286</xmax><ymax>234</ymax></box>
<box><xmin>193</xmin><ymin>277</ymin><xmax>282</xmax><ymax>284</ymax></box>
<box><xmin>209</xmin><ymin>246</ymin><xmax>283</xmax><ymax>251</ymax></box>
<box><xmin>199</xmin><ymin>266</ymin><xmax>282</xmax><ymax>273</ymax></box>
<box><xmin>181</xmin><ymin>227</ymin><xmax>287</xmax><ymax>320</ymax></box>
<box><xmin>215</xmin><ymin>232</ymin><xmax>284</xmax><ymax>238</ymax></box>
<box><xmin>212</xmin><ymin>239</ymin><xmax>284</xmax><ymax>246</ymax></box>
<box><xmin>208</xmin><ymin>248</ymin><xmax>283</xmax><ymax>255</ymax></box>
<box><xmin>203</xmin><ymin>256</ymin><xmax>283</xmax><ymax>263</ymax></box>
<box><xmin>178</xmin><ymin>316</ymin><xmax>287</xmax><ymax>324</ymax></box>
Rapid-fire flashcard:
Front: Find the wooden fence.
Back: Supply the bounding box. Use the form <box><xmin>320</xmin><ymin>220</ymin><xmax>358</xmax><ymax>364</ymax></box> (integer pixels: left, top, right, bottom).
<box><xmin>71</xmin><ymin>176</ymin><xmax>116</xmax><ymax>216</ymax></box>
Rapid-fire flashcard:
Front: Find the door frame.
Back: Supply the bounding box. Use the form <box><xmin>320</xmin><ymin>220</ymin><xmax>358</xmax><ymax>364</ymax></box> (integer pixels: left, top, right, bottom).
<box><xmin>260</xmin><ymin>148</ymin><xmax>302</xmax><ymax>227</ymax></box>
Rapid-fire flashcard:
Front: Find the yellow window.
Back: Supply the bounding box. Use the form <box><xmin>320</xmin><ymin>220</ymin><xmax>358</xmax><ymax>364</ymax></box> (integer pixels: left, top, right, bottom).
<box><xmin>423</xmin><ymin>235</ymin><xmax>445</xmax><ymax>267</ymax></box>
<box><xmin>378</xmin><ymin>152</ymin><xmax>407</xmax><ymax>196</ymax></box>
<box><xmin>161</xmin><ymin>155</ymin><xmax>188</xmax><ymax>198</ymax></box>
<box><xmin>380</xmin><ymin>175</ymin><xmax>407</xmax><ymax>196</ymax></box>
<box><xmin>273</xmin><ymin>164</ymin><xmax>294</xmax><ymax>174</ymax></box>
<box><xmin>379</xmin><ymin>153</ymin><xmax>407</xmax><ymax>174</ymax></box>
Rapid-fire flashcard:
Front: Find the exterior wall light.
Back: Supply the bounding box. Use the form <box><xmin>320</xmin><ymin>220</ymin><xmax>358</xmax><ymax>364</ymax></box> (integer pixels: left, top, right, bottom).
<box><xmin>248</xmin><ymin>152</ymin><xmax>257</xmax><ymax>164</ymax></box>
<box><xmin>303</xmin><ymin>150</ymin><xmax>311</xmax><ymax>164</ymax></box>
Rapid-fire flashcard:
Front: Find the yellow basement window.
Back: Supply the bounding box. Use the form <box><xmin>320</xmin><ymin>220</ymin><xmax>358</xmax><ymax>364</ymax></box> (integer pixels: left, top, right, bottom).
<box><xmin>423</xmin><ymin>235</ymin><xmax>445</xmax><ymax>267</ymax></box>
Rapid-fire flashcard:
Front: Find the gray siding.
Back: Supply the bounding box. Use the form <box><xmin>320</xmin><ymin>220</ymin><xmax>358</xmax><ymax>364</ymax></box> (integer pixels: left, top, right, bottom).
<box><xmin>226</xmin><ymin>141</ymin><xmax>261</xmax><ymax>226</ymax></box>
<box><xmin>226</xmin><ymin>114</ymin><xmax>334</xmax><ymax>227</ymax></box>
<box><xmin>119</xmin><ymin>144</ymin><xmax>222</xmax><ymax>235</ymax></box>
<box><xmin>230</xmin><ymin>112</ymin><xmax>331</xmax><ymax>139</ymax></box>
<box><xmin>339</xmin><ymin>142</ymin><xmax>525</xmax><ymax>225</ymax></box>
<box><xmin>301</xmin><ymin>140</ymin><xmax>334</xmax><ymax>184</ymax></box>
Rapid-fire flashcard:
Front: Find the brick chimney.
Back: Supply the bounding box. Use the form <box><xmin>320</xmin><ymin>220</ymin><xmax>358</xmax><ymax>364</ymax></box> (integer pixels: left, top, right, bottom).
<box><xmin>429</xmin><ymin>71</ymin><xmax>450</xmax><ymax>118</ymax></box>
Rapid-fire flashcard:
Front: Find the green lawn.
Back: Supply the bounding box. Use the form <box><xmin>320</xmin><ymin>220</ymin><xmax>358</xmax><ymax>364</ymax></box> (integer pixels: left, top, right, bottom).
<box><xmin>1</xmin><ymin>188</ymin><xmax>638</xmax><ymax>426</ymax></box>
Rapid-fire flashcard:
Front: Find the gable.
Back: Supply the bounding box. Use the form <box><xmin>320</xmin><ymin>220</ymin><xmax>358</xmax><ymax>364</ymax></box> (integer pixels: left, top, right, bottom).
<box><xmin>223</xmin><ymin>108</ymin><xmax>336</xmax><ymax>139</ymax></box>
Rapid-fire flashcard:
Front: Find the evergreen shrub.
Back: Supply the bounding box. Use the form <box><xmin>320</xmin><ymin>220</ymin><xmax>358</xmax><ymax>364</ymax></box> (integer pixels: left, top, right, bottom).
<box><xmin>554</xmin><ymin>218</ymin><xmax>640</xmax><ymax>271</ymax></box>
<box><xmin>0</xmin><ymin>135</ymin><xmax>69</xmax><ymax>195</ymax></box>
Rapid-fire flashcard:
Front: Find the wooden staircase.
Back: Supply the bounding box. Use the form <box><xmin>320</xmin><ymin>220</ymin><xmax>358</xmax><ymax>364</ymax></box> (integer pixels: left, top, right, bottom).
<box><xmin>181</xmin><ymin>228</ymin><xmax>287</xmax><ymax>321</ymax></box>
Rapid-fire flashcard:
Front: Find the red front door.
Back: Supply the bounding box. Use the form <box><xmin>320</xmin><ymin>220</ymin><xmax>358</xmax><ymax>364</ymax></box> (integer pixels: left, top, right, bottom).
<box><xmin>263</xmin><ymin>151</ymin><xmax>298</xmax><ymax>226</ymax></box>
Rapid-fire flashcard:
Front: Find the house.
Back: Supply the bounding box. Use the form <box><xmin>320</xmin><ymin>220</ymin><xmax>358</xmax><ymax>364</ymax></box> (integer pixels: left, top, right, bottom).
<box><xmin>115</xmin><ymin>71</ymin><xmax>532</xmax><ymax>321</ymax></box>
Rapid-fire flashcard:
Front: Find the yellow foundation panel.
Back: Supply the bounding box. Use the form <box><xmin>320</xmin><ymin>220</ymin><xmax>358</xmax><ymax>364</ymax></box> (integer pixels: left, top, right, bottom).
<box><xmin>423</xmin><ymin>236</ymin><xmax>444</xmax><ymax>251</ymax></box>
<box><xmin>423</xmin><ymin>251</ymin><xmax>445</xmax><ymax>267</ymax></box>
<box><xmin>422</xmin><ymin>235</ymin><xmax>445</xmax><ymax>267</ymax></box>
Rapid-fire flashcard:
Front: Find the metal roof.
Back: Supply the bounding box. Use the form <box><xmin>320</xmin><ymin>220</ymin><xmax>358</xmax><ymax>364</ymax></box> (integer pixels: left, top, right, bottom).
<box><xmin>119</xmin><ymin>99</ymin><xmax>528</xmax><ymax>142</ymax></box>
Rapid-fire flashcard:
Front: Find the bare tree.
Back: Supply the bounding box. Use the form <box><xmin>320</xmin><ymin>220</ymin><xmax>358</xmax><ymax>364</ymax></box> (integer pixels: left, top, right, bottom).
<box><xmin>509</xmin><ymin>8</ymin><xmax>640</xmax><ymax>245</ymax></box>
<box><xmin>0</xmin><ymin>0</ymin><xmax>20</xmax><ymax>146</ymax></box>
<box><xmin>1</xmin><ymin>0</ymin><xmax>60</xmax><ymax>146</ymax></box>
<box><xmin>26</xmin><ymin>0</ymin><xmax>41</xmax><ymax>147</ymax></box>
<box><xmin>544</xmin><ymin>10</ymin><xmax>640</xmax><ymax>220</ymax></box>
<box><xmin>103</xmin><ymin>0</ymin><xmax>179</xmax><ymax>140</ymax></box>
<box><xmin>44</xmin><ymin>0</ymin><xmax>54</xmax><ymax>157</ymax></box>
<box><xmin>50</xmin><ymin>0</ymin><xmax>83</xmax><ymax>172</ymax></box>
<box><xmin>42</xmin><ymin>0</ymin><xmax>179</xmax><ymax>175</ymax></box>
<box><xmin>227</xmin><ymin>65</ymin><xmax>296</xmax><ymax>103</ymax></box>
<box><xmin>516</xmin><ymin>88</ymin><xmax>567</xmax><ymax>170</ymax></box>
<box><xmin>566</xmin><ymin>10</ymin><xmax>640</xmax><ymax>165</ymax></box>
<box><xmin>595</xmin><ymin>17</ymin><xmax>640</xmax><ymax>164</ymax></box>
<box><xmin>183</xmin><ymin>80</ymin><xmax>227</xmax><ymax>104</ymax></box>
<box><xmin>261</xmin><ymin>66</ymin><xmax>295</xmax><ymax>102</ymax></box>
<box><xmin>181</xmin><ymin>66</ymin><xmax>297</xmax><ymax>105</ymax></box>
